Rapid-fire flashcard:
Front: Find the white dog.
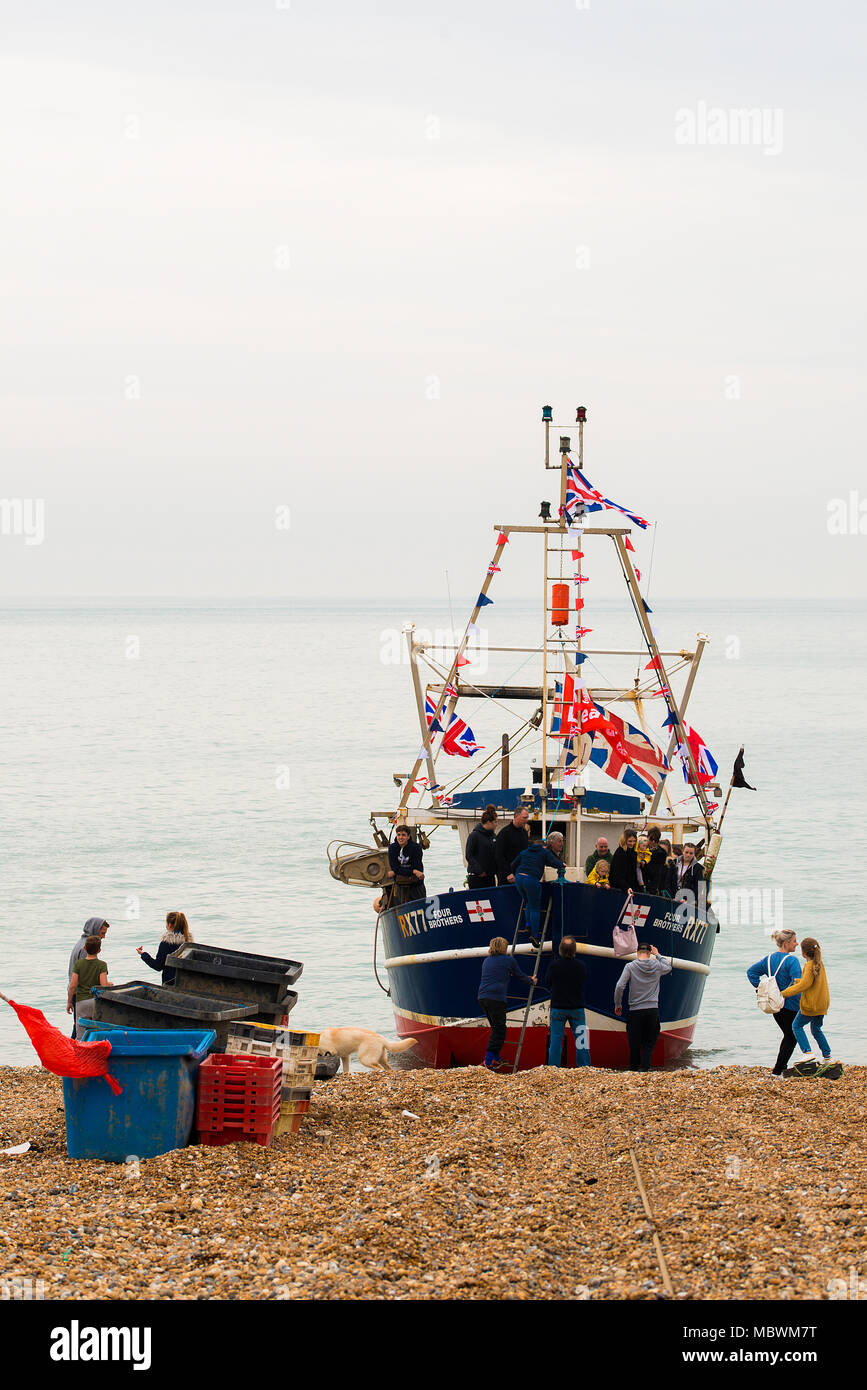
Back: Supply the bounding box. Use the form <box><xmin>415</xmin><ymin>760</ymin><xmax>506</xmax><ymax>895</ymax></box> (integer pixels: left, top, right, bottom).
<box><xmin>318</xmin><ymin>1027</ymin><xmax>418</xmax><ymax>1074</ymax></box>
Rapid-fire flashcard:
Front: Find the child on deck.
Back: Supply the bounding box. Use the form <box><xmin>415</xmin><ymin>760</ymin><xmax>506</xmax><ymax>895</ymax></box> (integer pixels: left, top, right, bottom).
<box><xmin>780</xmin><ymin>936</ymin><xmax>836</xmax><ymax>1077</ymax></box>
<box><xmin>587</xmin><ymin>858</ymin><xmax>611</xmax><ymax>887</ymax></box>
<box><xmin>66</xmin><ymin>935</ymin><xmax>112</xmax><ymax>1037</ymax></box>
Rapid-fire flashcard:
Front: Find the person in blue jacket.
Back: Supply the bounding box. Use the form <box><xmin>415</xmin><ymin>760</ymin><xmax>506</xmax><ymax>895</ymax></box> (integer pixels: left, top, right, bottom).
<box><xmin>478</xmin><ymin>936</ymin><xmax>536</xmax><ymax>1071</ymax></box>
<box><xmin>512</xmin><ymin>831</ymin><xmax>566</xmax><ymax>947</ymax></box>
<box><xmin>746</xmin><ymin>929</ymin><xmax>801</xmax><ymax>1076</ymax></box>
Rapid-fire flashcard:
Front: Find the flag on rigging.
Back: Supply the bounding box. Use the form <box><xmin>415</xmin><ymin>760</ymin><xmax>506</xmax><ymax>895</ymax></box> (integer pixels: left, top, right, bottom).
<box><xmin>587</xmin><ymin>703</ymin><xmax>669</xmax><ymax>797</ymax></box>
<box><xmin>732</xmin><ymin>748</ymin><xmax>756</xmax><ymax>790</ymax></box>
<box><xmin>425</xmin><ymin>693</ymin><xmax>484</xmax><ymax>757</ymax></box>
<box><xmin>561</xmin><ymin>463</ymin><xmax>649</xmax><ymax>530</ymax></box>
<box><xmin>551</xmin><ymin>674</ymin><xmax>577</xmax><ymax>739</ymax></box>
<box><xmin>424</xmin><ymin>693</ymin><xmax>444</xmax><ymax>733</ymax></box>
<box><xmin>673</xmin><ymin>725</ymin><xmax>719</xmax><ymax>785</ymax></box>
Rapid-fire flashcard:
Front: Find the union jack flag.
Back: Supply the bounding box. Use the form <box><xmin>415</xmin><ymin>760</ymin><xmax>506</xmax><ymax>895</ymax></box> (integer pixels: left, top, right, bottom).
<box><xmin>425</xmin><ymin>693</ymin><xmax>484</xmax><ymax>757</ymax></box>
<box><xmin>551</xmin><ymin>672</ymin><xmax>582</xmax><ymax>740</ymax></box>
<box><xmin>674</xmin><ymin>725</ymin><xmax>719</xmax><ymax>785</ymax></box>
<box><xmin>587</xmin><ymin>701</ymin><xmax>669</xmax><ymax>796</ymax></box>
<box><xmin>424</xmin><ymin>693</ymin><xmax>444</xmax><ymax>733</ymax></box>
<box><xmin>561</xmin><ymin>463</ymin><xmax>649</xmax><ymax>530</ymax></box>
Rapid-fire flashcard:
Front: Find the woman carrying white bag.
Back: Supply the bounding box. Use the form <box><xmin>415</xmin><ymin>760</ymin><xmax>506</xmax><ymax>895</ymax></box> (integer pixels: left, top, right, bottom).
<box><xmin>746</xmin><ymin>929</ymin><xmax>802</xmax><ymax>1077</ymax></box>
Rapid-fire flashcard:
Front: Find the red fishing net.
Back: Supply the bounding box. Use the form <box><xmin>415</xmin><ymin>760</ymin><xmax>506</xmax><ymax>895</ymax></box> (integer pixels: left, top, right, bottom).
<box><xmin>7</xmin><ymin>1000</ymin><xmax>122</xmax><ymax>1095</ymax></box>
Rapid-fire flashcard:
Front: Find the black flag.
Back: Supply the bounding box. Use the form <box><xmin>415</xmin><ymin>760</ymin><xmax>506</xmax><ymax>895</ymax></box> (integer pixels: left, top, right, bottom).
<box><xmin>732</xmin><ymin>748</ymin><xmax>755</xmax><ymax>790</ymax></box>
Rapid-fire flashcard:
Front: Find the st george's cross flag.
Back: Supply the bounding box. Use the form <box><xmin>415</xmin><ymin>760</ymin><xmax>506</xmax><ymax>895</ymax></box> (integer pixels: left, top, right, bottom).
<box><xmin>467</xmin><ymin>900</ymin><xmax>496</xmax><ymax>922</ymax></box>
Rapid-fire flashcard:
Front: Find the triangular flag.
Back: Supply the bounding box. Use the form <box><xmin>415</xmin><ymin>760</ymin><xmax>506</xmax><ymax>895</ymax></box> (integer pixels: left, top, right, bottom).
<box><xmin>576</xmin><ymin>626</ymin><xmax>593</xmax><ymax>637</ymax></box>
<box><xmin>571</xmin><ymin>550</ymin><xmax>584</xmax><ymax>561</ymax></box>
<box><xmin>642</xmin><ymin>599</ymin><xmax>653</xmax><ymax>613</ymax></box>
<box><xmin>477</xmin><ymin>593</ymin><xmax>493</xmax><ymax>607</ymax></box>
<box><xmin>662</xmin><ymin>709</ymin><xmax>678</xmax><ymax>729</ymax></box>
<box><xmin>635</xmin><ymin>568</ymin><xmax>641</xmax><ymax>581</ymax></box>
<box><xmin>645</xmin><ymin>656</ymin><xmax>662</xmax><ymax>671</ymax></box>
<box><xmin>496</xmin><ymin>532</ymin><xmax>509</xmax><ymax>546</ymax></box>
<box><xmin>456</xmin><ymin>654</ymin><xmax>471</xmax><ymax>667</ymax></box>
<box><xmin>574</xmin><ymin>652</ymin><xmax>588</xmax><ymax>665</ymax></box>
<box><xmin>467</xmin><ymin>623</ymin><xmax>479</xmax><ymax>636</ymax></box>
<box><xmin>732</xmin><ymin>748</ymin><xmax>756</xmax><ymax>790</ymax></box>
<box><xmin>487</xmin><ymin>564</ymin><xmax>501</xmax><ymax>575</ymax></box>
<box><xmin>625</xmin><ymin>537</ymin><xmax>636</xmax><ymax>552</ymax></box>
<box><xmin>575</xmin><ymin>597</ymin><xmax>584</xmax><ymax>610</ymax></box>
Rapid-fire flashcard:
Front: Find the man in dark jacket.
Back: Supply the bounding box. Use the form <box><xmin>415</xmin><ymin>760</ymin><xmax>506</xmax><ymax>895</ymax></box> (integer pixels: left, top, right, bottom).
<box><xmin>664</xmin><ymin>841</ymin><xmax>703</xmax><ymax>899</ymax></box>
<box><xmin>387</xmin><ymin>826</ymin><xmax>426</xmax><ymax>904</ymax></box>
<box><xmin>494</xmin><ymin>806</ymin><xmax>530</xmax><ymax>885</ymax></box>
<box><xmin>465</xmin><ymin>805</ymin><xmax>499</xmax><ymax>889</ymax></box>
<box><xmin>546</xmin><ymin>936</ymin><xmax>590</xmax><ymax>1066</ymax></box>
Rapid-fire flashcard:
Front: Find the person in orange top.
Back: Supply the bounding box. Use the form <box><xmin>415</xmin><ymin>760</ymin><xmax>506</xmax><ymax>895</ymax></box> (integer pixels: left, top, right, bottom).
<box><xmin>781</xmin><ymin>936</ymin><xmax>834</xmax><ymax>1076</ymax></box>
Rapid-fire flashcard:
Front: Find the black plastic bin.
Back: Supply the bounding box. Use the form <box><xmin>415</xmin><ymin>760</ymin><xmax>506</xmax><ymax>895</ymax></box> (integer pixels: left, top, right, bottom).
<box><xmin>165</xmin><ymin>942</ymin><xmax>303</xmax><ymax>1011</ymax></box>
<box><xmin>91</xmin><ymin>982</ymin><xmax>259</xmax><ymax>1052</ymax></box>
<box><xmin>315</xmin><ymin>1053</ymin><xmax>341</xmax><ymax>1083</ymax></box>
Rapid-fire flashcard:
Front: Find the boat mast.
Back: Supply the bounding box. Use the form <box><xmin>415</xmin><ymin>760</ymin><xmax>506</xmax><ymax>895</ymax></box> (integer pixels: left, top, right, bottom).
<box><xmin>405</xmin><ymin>625</ymin><xmax>440</xmax><ymax>800</ymax></box>
<box><xmin>612</xmin><ymin>535</ymin><xmax>713</xmax><ymax>828</ymax></box>
<box><xmin>648</xmin><ymin>633</ymin><xmax>709</xmax><ymax>816</ymax></box>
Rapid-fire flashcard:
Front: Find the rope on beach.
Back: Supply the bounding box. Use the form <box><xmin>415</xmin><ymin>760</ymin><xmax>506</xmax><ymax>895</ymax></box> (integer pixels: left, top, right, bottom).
<box><xmin>628</xmin><ymin>1146</ymin><xmax>674</xmax><ymax>1297</ymax></box>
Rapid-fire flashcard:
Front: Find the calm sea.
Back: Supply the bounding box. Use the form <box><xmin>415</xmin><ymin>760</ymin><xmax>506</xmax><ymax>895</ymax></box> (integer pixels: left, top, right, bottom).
<box><xmin>1</xmin><ymin>597</ymin><xmax>864</xmax><ymax>1068</ymax></box>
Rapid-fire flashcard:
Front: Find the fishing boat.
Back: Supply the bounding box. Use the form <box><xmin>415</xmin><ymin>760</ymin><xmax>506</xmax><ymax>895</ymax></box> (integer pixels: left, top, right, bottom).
<box><xmin>328</xmin><ymin>405</ymin><xmax>728</xmax><ymax>1070</ymax></box>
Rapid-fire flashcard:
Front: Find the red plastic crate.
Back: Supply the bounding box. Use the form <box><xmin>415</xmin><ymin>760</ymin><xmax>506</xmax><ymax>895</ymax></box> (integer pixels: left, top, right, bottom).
<box><xmin>199</xmin><ymin>1126</ymin><xmax>276</xmax><ymax>1148</ymax></box>
<box><xmin>196</xmin><ymin>1054</ymin><xmax>281</xmax><ymax>1140</ymax></box>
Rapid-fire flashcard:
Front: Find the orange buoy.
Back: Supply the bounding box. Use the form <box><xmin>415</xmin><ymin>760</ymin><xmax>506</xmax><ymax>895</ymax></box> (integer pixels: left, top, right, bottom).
<box><xmin>551</xmin><ymin>582</ymin><xmax>570</xmax><ymax>626</ymax></box>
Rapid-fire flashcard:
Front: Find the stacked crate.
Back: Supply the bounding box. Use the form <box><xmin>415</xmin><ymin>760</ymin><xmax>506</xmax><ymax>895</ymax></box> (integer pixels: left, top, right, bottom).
<box><xmin>196</xmin><ymin>1054</ymin><xmax>282</xmax><ymax>1147</ymax></box>
<box><xmin>225</xmin><ymin>1022</ymin><xmax>321</xmax><ymax>1137</ymax></box>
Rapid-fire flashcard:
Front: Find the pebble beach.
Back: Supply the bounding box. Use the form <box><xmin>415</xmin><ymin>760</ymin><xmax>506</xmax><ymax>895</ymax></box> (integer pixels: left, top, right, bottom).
<box><xmin>1</xmin><ymin>1064</ymin><xmax>865</xmax><ymax>1302</ymax></box>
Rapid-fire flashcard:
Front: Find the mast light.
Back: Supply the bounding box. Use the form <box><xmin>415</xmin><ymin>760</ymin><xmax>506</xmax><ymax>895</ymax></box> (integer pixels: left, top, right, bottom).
<box><xmin>539</xmin><ymin>501</ymin><xmax>552</xmax><ymax>521</ymax></box>
<box><xmin>559</xmin><ymin>435</ymin><xmax>571</xmax><ymax>454</ymax></box>
<box><xmin>542</xmin><ymin>405</ymin><xmax>553</xmax><ymax>422</ymax></box>
<box><xmin>575</xmin><ymin>406</ymin><xmax>587</xmax><ymax>423</ymax></box>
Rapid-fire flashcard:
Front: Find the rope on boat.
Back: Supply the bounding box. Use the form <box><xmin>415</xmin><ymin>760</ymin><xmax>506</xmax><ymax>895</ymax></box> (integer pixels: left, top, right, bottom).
<box><xmin>372</xmin><ymin>908</ymin><xmax>390</xmax><ymax>995</ymax></box>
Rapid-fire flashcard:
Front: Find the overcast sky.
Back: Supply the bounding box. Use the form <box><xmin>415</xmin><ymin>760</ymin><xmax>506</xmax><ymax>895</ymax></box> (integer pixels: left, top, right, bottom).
<box><xmin>0</xmin><ymin>1</ymin><xmax>864</xmax><ymax>599</ymax></box>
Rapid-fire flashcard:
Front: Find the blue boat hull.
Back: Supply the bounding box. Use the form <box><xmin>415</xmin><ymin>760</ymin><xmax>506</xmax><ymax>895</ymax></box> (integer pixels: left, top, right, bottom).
<box><xmin>379</xmin><ymin>881</ymin><xmax>716</xmax><ymax>1069</ymax></box>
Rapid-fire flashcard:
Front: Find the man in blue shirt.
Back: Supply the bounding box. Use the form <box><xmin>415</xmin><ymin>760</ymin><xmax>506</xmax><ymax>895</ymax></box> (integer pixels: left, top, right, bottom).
<box><xmin>512</xmin><ymin>832</ymin><xmax>566</xmax><ymax>948</ymax></box>
<box><xmin>746</xmin><ymin>930</ymin><xmax>801</xmax><ymax>1076</ymax></box>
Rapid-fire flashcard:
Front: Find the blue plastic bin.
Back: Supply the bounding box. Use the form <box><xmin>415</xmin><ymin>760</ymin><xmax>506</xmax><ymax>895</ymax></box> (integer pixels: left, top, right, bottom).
<box><xmin>63</xmin><ymin>1026</ymin><xmax>215</xmax><ymax>1162</ymax></box>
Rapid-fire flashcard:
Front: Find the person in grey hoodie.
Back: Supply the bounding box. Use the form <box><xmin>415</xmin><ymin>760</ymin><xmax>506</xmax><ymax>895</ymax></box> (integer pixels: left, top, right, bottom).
<box><xmin>613</xmin><ymin>941</ymin><xmax>672</xmax><ymax>1071</ymax></box>
<box><xmin>68</xmin><ymin>918</ymin><xmax>110</xmax><ymax>981</ymax></box>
